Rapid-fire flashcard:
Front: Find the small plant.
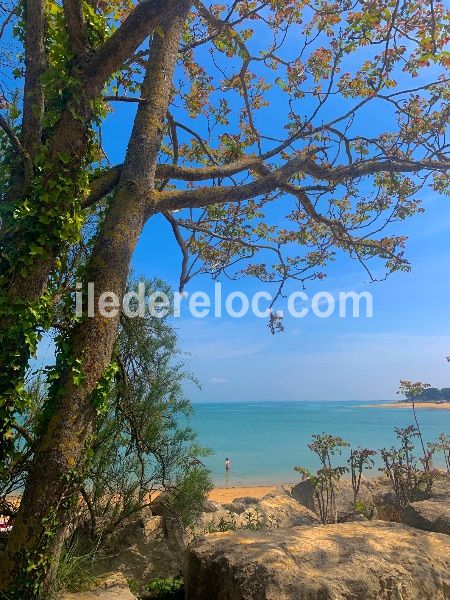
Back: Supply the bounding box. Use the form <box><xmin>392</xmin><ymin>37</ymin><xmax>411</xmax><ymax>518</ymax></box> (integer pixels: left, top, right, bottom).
<box><xmin>348</xmin><ymin>447</ymin><xmax>377</xmax><ymax>507</ymax></box>
<box><xmin>429</xmin><ymin>433</ymin><xmax>450</xmax><ymax>472</ymax></box>
<box><xmin>380</xmin><ymin>425</ymin><xmax>433</xmax><ymax>512</ymax></box>
<box><xmin>398</xmin><ymin>381</ymin><xmax>432</xmax><ymax>470</ymax></box>
<box><xmin>203</xmin><ymin>511</ymin><xmax>238</xmax><ymax>533</ymax></box>
<box><xmin>241</xmin><ymin>508</ymin><xmax>280</xmax><ymax>531</ymax></box>
<box><xmin>295</xmin><ymin>434</ymin><xmax>349</xmax><ymax>524</ymax></box>
<box><xmin>146</xmin><ymin>576</ymin><xmax>184</xmax><ymax>599</ymax></box>
<box><xmin>127</xmin><ymin>578</ymin><xmax>139</xmax><ymax>595</ymax></box>
<box><xmin>354</xmin><ymin>500</ymin><xmax>375</xmax><ymax>520</ymax></box>
<box><xmin>200</xmin><ymin>508</ymin><xmax>280</xmax><ymax>535</ymax></box>
<box><xmin>49</xmin><ymin>544</ymin><xmax>99</xmax><ymax>599</ymax></box>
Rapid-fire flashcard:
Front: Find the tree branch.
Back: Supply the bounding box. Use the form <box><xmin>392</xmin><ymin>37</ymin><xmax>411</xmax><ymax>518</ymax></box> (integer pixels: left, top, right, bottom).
<box><xmin>63</xmin><ymin>0</ymin><xmax>89</xmax><ymax>56</ymax></box>
<box><xmin>11</xmin><ymin>422</ymin><xmax>34</xmax><ymax>446</ymax></box>
<box><xmin>103</xmin><ymin>95</ymin><xmax>148</xmax><ymax>104</ymax></box>
<box><xmin>0</xmin><ymin>114</ymin><xmax>33</xmax><ymax>178</ymax></box>
<box><xmin>163</xmin><ymin>211</ymin><xmax>189</xmax><ymax>292</ymax></box>
<box><xmin>85</xmin><ymin>154</ymin><xmax>449</xmax><ymax>208</ymax></box>
<box><xmin>83</xmin><ymin>165</ymin><xmax>122</xmax><ymax>208</ymax></box>
<box><xmin>157</xmin><ymin>157</ymin><xmax>450</xmax><ymax>212</ymax></box>
<box><xmin>22</xmin><ymin>0</ymin><xmax>45</xmax><ymax>159</ymax></box>
<box><xmin>80</xmin><ymin>0</ymin><xmax>179</xmax><ymax>96</ymax></box>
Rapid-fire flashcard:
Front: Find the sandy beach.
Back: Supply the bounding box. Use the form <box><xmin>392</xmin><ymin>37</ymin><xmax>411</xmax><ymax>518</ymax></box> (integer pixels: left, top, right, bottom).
<box><xmin>365</xmin><ymin>402</ymin><xmax>450</xmax><ymax>410</ymax></box>
<box><xmin>209</xmin><ymin>485</ymin><xmax>279</xmax><ymax>503</ymax></box>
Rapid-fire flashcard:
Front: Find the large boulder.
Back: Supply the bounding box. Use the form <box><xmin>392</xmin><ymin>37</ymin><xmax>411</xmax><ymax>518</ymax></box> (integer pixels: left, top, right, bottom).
<box><xmin>62</xmin><ymin>573</ymin><xmax>137</xmax><ymax>600</ymax></box>
<box><xmin>95</xmin><ymin>508</ymin><xmax>183</xmax><ymax>588</ymax></box>
<box><xmin>192</xmin><ymin>506</ymin><xmax>240</xmax><ymax>533</ymax></box>
<box><xmin>364</xmin><ymin>475</ymin><xmax>395</xmax><ymax>505</ymax></box>
<box><xmin>255</xmin><ymin>487</ymin><xmax>319</xmax><ymax>528</ymax></box>
<box><xmin>185</xmin><ymin>521</ymin><xmax>450</xmax><ymax>600</ymax></box>
<box><xmin>291</xmin><ymin>478</ymin><xmax>377</xmax><ymax>521</ymax></box>
<box><xmin>193</xmin><ymin>487</ymin><xmax>318</xmax><ymax>533</ymax></box>
<box><xmin>223</xmin><ymin>497</ymin><xmax>260</xmax><ymax>514</ymax></box>
<box><xmin>200</xmin><ymin>499</ymin><xmax>224</xmax><ymax>513</ymax></box>
<box><xmin>430</xmin><ymin>473</ymin><xmax>450</xmax><ymax>498</ymax></box>
<box><xmin>403</xmin><ymin>495</ymin><xmax>450</xmax><ymax>535</ymax></box>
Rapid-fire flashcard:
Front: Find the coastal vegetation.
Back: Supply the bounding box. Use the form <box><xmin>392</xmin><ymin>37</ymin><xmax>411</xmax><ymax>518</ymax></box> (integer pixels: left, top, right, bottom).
<box><xmin>399</xmin><ymin>387</ymin><xmax>450</xmax><ymax>403</ymax></box>
<box><xmin>0</xmin><ymin>280</ymin><xmax>212</xmax><ymax>597</ymax></box>
<box><xmin>295</xmin><ymin>422</ymin><xmax>449</xmax><ymax>523</ymax></box>
<box><xmin>0</xmin><ymin>0</ymin><xmax>449</xmax><ymax>596</ymax></box>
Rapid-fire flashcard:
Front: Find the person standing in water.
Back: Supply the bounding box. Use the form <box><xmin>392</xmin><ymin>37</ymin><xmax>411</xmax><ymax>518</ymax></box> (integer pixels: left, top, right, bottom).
<box><xmin>225</xmin><ymin>457</ymin><xmax>231</xmax><ymax>471</ymax></box>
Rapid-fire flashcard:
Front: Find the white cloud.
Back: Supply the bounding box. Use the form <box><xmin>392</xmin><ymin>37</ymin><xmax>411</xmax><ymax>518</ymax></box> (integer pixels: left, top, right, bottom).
<box><xmin>210</xmin><ymin>377</ymin><xmax>229</xmax><ymax>384</ymax></box>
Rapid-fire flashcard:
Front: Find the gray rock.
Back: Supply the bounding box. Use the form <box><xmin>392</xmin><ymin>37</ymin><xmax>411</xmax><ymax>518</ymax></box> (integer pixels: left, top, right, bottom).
<box><xmin>192</xmin><ymin>507</ymin><xmax>239</xmax><ymax>533</ymax></box>
<box><xmin>403</xmin><ymin>495</ymin><xmax>450</xmax><ymax>535</ymax></box>
<box><xmin>185</xmin><ymin>521</ymin><xmax>450</xmax><ymax>600</ymax></box>
<box><xmin>255</xmin><ymin>487</ymin><xmax>319</xmax><ymax>528</ymax></box>
<box><xmin>291</xmin><ymin>478</ymin><xmax>377</xmax><ymax>521</ymax></box>
<box><xmin>223</xmin><ymin>497</ymin><xmax>260</xmax><ymax>514</ymax></box>
<box><xmin>193</xmin><ymin>486</ymin><xmax>318</xmax><ymax>533</ymax></box>
<box><xmin>200</xmin><ymin>499</ymin><xmax>224</xmax><ymax>513</ymax></box>
<box><xmin>62</xmin><ymin>572</ymin><xmax>137</xmax><ymax>600</ymax></box>
<box><xmin>95</xmin><ymin>509</ymin><xmax>183</xmax><ymax>588</ymax></box>
<box><xmin>430</xmin><ymin>473</ymin><xmax>450</xmax><ymax>499</ymax></box>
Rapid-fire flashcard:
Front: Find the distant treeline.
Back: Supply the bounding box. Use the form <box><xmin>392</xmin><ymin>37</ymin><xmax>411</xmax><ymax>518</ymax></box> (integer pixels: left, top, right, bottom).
<box><xmin>400</xmin><ymin>387</ymin><xmax>450</xmax><ymax>402</ymax></box>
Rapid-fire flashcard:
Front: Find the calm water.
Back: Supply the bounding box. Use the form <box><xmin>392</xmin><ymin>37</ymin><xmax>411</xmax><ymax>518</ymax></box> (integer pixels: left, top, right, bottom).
<box><xmin>189</xmin><ymin>401</ymin><xmax>450</xmax><ymax>485</ymax></box>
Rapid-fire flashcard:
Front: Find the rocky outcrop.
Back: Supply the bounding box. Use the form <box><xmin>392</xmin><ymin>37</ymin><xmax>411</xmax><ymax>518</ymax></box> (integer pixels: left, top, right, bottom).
<box><xmin>200</xmin><ymin>499</ymin><xmax>224</xmax><ymax>513</ymax></box>
<box><xmin>430</xmin><ymin>473</ymin><xmax>450</xmax><ymax>498</ymax></box>
<box><xmin>403</xmin><ymin>495</ymin><xmax>450</xmax><ymax>535</ymax></box>
<box><xmin>95</xmin><ymin>508</ymin><xmax>183</xmax><ymax>588</ymax></box>
<box><xmin>223</xmin><ymin>496</ymin><xmax>260</xmax><ymax>514</ymax></box>
<box><xmin>192</xmin><ymin>487</ymin><xmax>318</xmax><ymax>533</ymax></box>
<box><xmin>185</xmin><ymin>521</ymin><xmax>450</xmax><ymax>600</ymax></box>
<box><xmin>256</xmin><ymin>487</ymin><xmax>319</xmax><ymax>528</ymax></box>
<box><xmin>364</xmin><ymin>475</ymin><xmax>395</xmax><ymax>505</ymax></box>
<box><xmin>62</xmin><ymin>573</ymin><xmax>137</xmax><ymax>600</ymax></box>
<box><xmin>291</xmin><ymin>478</ymin><xmax>377</xmax><ymax>521</ymax></box>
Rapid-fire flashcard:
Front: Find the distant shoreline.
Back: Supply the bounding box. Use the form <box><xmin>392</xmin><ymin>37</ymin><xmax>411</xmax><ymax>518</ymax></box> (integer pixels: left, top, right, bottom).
<box><xmin>362</xmin><ymin>401</ymin><xmax>450</xmax><ymax>410</ymax></box>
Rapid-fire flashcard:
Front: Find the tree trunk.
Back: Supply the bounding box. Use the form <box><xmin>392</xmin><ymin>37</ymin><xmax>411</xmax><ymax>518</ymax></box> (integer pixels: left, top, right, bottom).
<box><xmin>0</xmin><ymin>5</ymin><xmax>190</xmax><ymax>596</ymax></box>
<box><xmin>0</xmin><ymin>97</ymin><xmax>95</xmax><ymax>470</ymax></box>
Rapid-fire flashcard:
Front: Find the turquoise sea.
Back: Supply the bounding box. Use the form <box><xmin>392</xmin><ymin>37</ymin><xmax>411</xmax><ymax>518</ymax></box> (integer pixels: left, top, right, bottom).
<box><xmin>189</xmin><ymin>401</ymin><xmax>450</xmax><ymax>486</ymax></box>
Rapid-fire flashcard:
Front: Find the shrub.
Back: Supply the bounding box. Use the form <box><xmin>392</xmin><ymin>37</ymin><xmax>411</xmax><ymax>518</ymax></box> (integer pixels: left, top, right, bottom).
<box><xmin>295</xmin><ymin>434</ymin><xmax>349</xmax><ymax>524</ymax></box>
<box><xmin>145</xmin><ymin>576</ymin><xmax>184</xmax><ymax>599</ymax></box>
<box><xmin>380</xmin><ymin>425</ymin><xmax>433</xmax><ymax>512</ymax></box>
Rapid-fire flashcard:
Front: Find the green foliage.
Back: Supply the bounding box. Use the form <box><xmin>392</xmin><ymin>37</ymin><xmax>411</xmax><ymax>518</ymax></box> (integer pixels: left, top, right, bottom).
<box><xmin>127</xmin><ymin>578</ymin><xmax>139</xmax><ymax>596</ymax></box>
<box><xmin>0</xmin><ymin>0</ymin><xmax>110</xmax><ymax>477</ymax></box>
<box><xmin>1</xmin><ymin>0</ymin><xmax>450</xmax><ymax>593</ymax></box>
<box><xmin>354</xmin><ymin>500</ymin><xmax>375</xmax><ymax>520</ymax></box>
<box><xmin>398</xmin><ymin>380</ymin><xmax>432</xmax><ymax>401</ymax></box>
<box><xmin>428</xmin><ymin>433</ymin><xmax>450</xmax><ymax>472</ymax></box>
<box><xmin>72</xmin><ymin>279</ymin><xmax>212</xmax><ymax>542</ymax></box>
<box><xmin>399</xmin><ymin>386</ymin><xmax>450</xmax><ymax>402</ymax></box>
<box><xmin>50</xmin><ymin>544</ymin><xmax>99</xmax><ymax>599</ymax></box>
<box><xmin>198</xmin><ymin>508</ymin><xmax>280</xmax><ymax>535</ymax></box>
<box><xmin>348</xmin><ymin>447</ymin><xmax>377</xmax><ymax>507</ymax></box>
<box><xmin>166</xmin><ymin>465</ymin><xmax>213</xmax><ymax>527</ymax></box>
<box><xmin>296</xmin><ymin>434</ymin><xmax>374</xmax><ymax>523</ymax></box>
<box><xmin>145</xmin><ymin>576</ymin><xmax>184</xmax><ymax>600</ymax></box>
<box><xmin>295</xmin><ymin>434</ymin><xmax>350</xmax><ymax>524</ymax></box>
<box><xmin>380</xmin><ymin>425</ymin><xmax>434</xmax><ymax>511</ymax></box>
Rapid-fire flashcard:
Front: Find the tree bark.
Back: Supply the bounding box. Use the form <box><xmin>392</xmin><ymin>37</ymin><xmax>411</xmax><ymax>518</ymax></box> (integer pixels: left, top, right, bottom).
<box><xmin>0</xmin><ymin>4</ymin><xmax>191</xmax><ymax>596</ymax></box>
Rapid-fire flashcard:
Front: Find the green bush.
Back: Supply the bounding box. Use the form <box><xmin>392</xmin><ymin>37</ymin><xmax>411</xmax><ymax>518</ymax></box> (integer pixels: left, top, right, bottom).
<box><xmin>146</xmin><ymin>576</ymin><xmax>184</xmax><ymax>599</ymax></box>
